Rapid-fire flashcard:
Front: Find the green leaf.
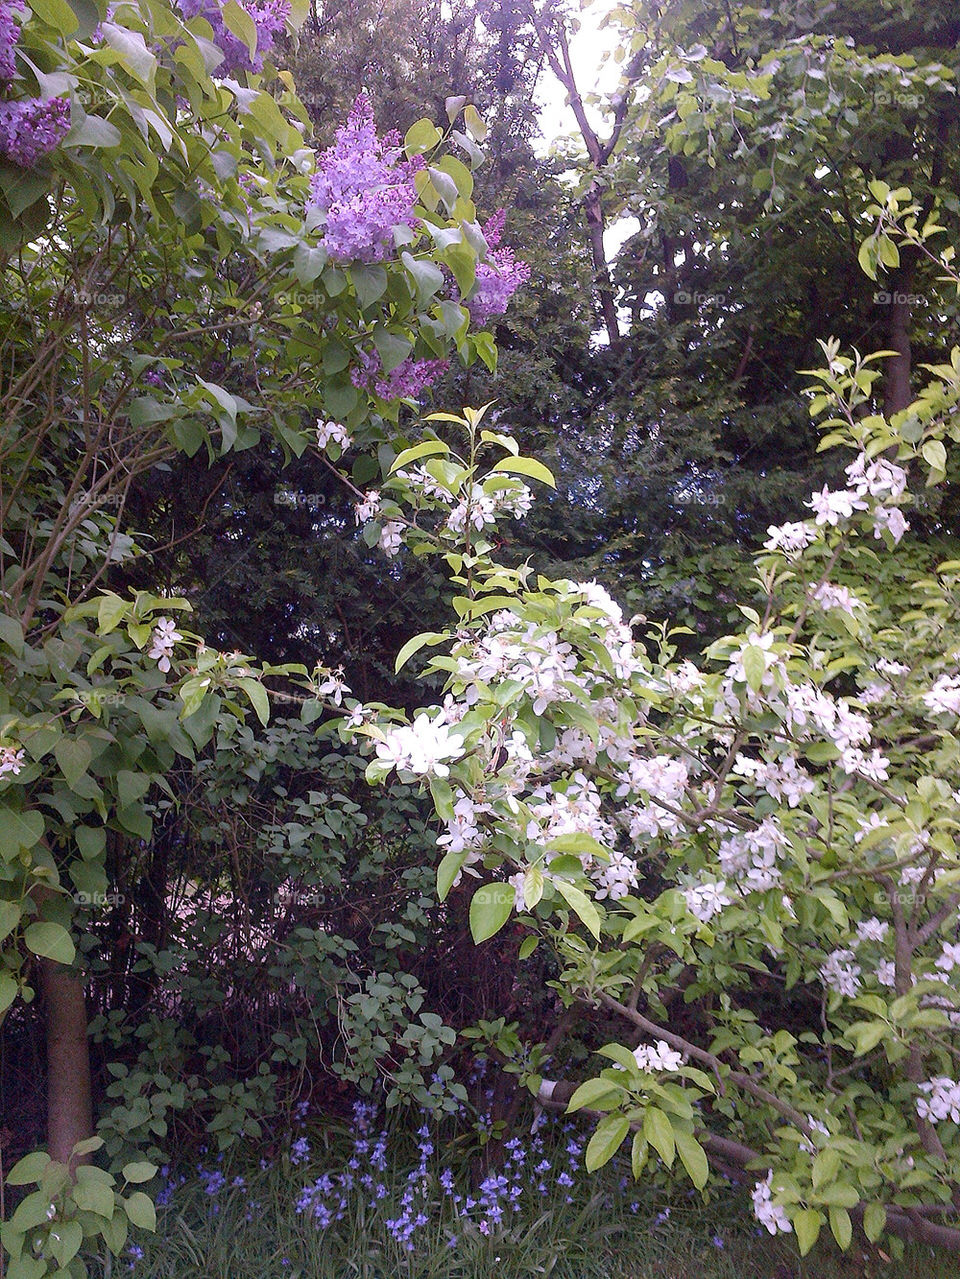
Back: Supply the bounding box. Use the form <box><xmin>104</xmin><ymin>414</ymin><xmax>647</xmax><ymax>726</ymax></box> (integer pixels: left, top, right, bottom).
<box><xmin>857</xmin><ymin>237</ymin><xmax>878</xmax><ymax>280</ymax></box>
<box><xmin>401</xmin><ymin>251</ymin><xmax>444</xmax><ymax>304</ymax></box>
<box><xmin>0</xmin><ymin>614</ymin><xmax>24</xmax><ymax>656</ymax></box>
<box><xmin>0</xmin><ymin>973</ymin><xmax>17</xmax><ymax>1013</ymax></box>
<box><xmin>102</xmin><ymin>22</ymin><xmax>158</xmax><ymax>84</ymax></box>
<box><xmin>488</xmin><ymin>456</ymin><xmax>556</xmax><ymax>488</ymax></box>
<box><xmin>123</xmin><ymin>1190</ymin><xmax>156</xmax><ymax>1231</ymax></box>
<box><xmin>49</xmin><ymin>1219</ymin><xmax>82</xmax><ymax>1268</ymax></box>
<box><xmin>237</xmin><ymin>677</ymin><xmax>270</xmax><ymax>727</ymax></box>
<box><xmin>55</xmin><ymin>737</ymin><xmax>92</xmax><ymax>788</ymax></box>
<box><xmin>566</xmin><ymin>1077</ymin><xmax>620</xmax><ymax>1113</ymax></box>
<box><xmin>436</xmin><ymin>851</ymin><xmax>466</xmax><ymax>902</ymax></box>
<box><xmin>76</xmin><ymin>826</ymin><xmax>106</xmax><ymax>861</ymax></box>
<box><xmin>0</xmin><ymin>899</ymin><xmax>20</xmax><ymax>943</ymax></box>
<box><xmin>741</xmin><ymin>645</ymin><xmax>766</xmax><ymax>692</ymax></box>
<box><xmin>391</xmin><ymin>441</ymin><xmax>451</xmax><ymax>473</ymax></box>
<box><xmin>72</xmin><ymin>1179</ymin><xmax>115</xmax><ymax>1218</ymax></box>
<box><xmin>643</xmin><ymin>1107</ymin><xmax>675</xmax><ymax>1168</ymax></box>
<box><xmin>23</xmin><ymin>922</ymin><xmax>75</xmax><ymax>965</ymax></box>
<box><xmin>404</xmin><ymin>119</ymin><xmax>442</xmax><ymax>156</ymax></box>
<box><xmin>674</xmin><ymin>1129</ymin><xmax>709</xmax><ymax>1189</ymax></box>
<box><xmin>97</xmin><ymin>593</ymin><xmax>128</xmax><ymax>634</ymax></box>
<box><xmin>27</xmin><ymin>0</ymin><xmax>79</xmax><ymax>34</ymax></box>
<box><xmin>7</xmin><ymin>1150</ymin><xmax>51</xmax><ymax>1185</ymax></box>
<box><xmin>518</xmin><ymin>936</ymin><xmax>537</xmax><ymax>960</ymax></box>
<box><xmin>862</xmin><ymin>1202</ymin><xmax>886</xmax><ymax>1243</ymax></box>
<box><xmin>922</xmin><ymin>439</ymin><xmax>947</xmax><ymax>473</ymax></box>
<box><xmin>469</xmin><ymin>882</ymin><xmax>515</xmax><ymax>942</ymax></box>
<box><xmin>117</xmin><ymin>770</ymin><xmax>150</xmax><ymax>811</ymax></box>
<box><xmin>794</xmin><ymin>1208</ymin><xmax>823</xmax><ymax>1256</ymax></box>
<box><xmin>221</xmin><ymin>0</ymin><xmax>257</xmax><ymax>57</ymax></box>
<box><xmin>553</xmin><ymin>879</ymin><xmax>601</xmax><ymax>939</ymax></box>
<box><xmin>463</xmin><ymin>104</ymin><xmax>487</xmax><ymax>142</ymax></box>
<box><xmin>829</xmin><ymin>1205</ymin><xmax>852</xmax><ymax>1250</ymax></box>
<box><xmin>352</xmin><ymin>265</ymin><xmax>387</xmax><ymax>309</ymax></box>
<box><xmin>585</xmin><ymin>1114</ymin><xmax>630</xmax><ymax>1171</ymax></box>
<box><xmin>394</xmin><ymin>630</ymin><xmax>447</xmax><ymax>675</ymax></box>
<box><xmin>121</xmin><ymin>1161</ymin><xmax>157</xmax><ymax>1184</ymax></box>
<box><xmin>72</xmin><ymin>1135</ymin><xmax>104</xmax><ymax>1157</ymax></box>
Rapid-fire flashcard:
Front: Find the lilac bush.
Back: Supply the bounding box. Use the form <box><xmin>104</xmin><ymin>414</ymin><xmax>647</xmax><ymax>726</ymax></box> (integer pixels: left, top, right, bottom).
<box><xmin>308</xmin><ymin>94</ymin><xmax>422</xmax><ymax>263</ymax></box>
<box><xmin>0</xmin><ymin>97</ymin><xmax>70</xmax><ymax>167</ymax></box>
<box><xmin>466</xmin><ymin>211</ymin><xmax>531</xmax><ymax>324</ymax></box>
<box><xmin>178</xmin><ymin>0</ymin><xmax>289</xmax><ymax>73</ymax></box>
<box><xmin>0</xmin><ymin>0</ymin><xmax>17</xmax><ymax>82</ymax></box>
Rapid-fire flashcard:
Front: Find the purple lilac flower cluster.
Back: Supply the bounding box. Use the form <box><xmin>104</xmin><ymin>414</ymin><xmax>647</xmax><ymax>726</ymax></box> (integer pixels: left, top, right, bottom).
<box><xmin>464</xmin><ymin>210</ymin><xmax>530</xmax><ymax>324</ymax></box>
<box><xmin>0</xmin><ymin>0</ymin><xmax>72</xmax><ymax>168</ymax></box>
<box><xmin>0</xmin><ymin>0</ymin><xmax>17</xmax><ymax>82</ymax></box>
<box><xmin>178</xmin><ymin>0</ymin><xmax>289</xmax><ymax>74</ymax></box>
<box><xmin>308</xmin><ymin>94</ymin><xmax>422</xmax><ymax>263</ymax></box>
<box><xmin>0</xmin><ymin>95</ymin><xmax>70</xmax><ymax>168</ymax></box>
<box><xmin>350</xmin><ymin>347</ymin><xmax>448</xmax><ymax>402</ymax></box>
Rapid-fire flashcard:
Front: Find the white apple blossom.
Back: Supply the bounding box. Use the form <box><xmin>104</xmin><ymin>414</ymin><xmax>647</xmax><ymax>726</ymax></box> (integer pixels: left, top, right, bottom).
<box><xmin>378</xmin><ymin>521</ymin><xmax>404</xmax><ymax>556</ymax></box>
<box><xmin>845</xmin><ymin>453</ymin><xmax>908</xmax><ymax>499</ymax></box>
<box><xmin>763</xmin><ymin>521</ymin><xmax>817</xmax><ymax>556</ymax></box>
<box><xmin>806</xmin><ymin>485</ymin><xmax>868</xmax><ymax>526</ymax></box>
<box><xmin>856</xmin><ymin>917</ymin><xmax>889</xmax><ymax>943</ymax></box>
<box><xmin>923</xmin><ymin>675</ymin><xmax>960</xmax><ymax>717</ymax></box>
<box><xmin>873</xmin><ymin>505</ymin><xmax>909</xmax><ymax>543</ymax></box>
<box><xmin>819</xmin><ymin>948</ymin><xmax>861</xmax><ymax>997</ymax></box>
<box><xmin>316</xmin><ymin>667</ymin><xmax>350</xmax><ymax>705</ymax></box>
<box><xmin>751</xmin><ymin>1171</ymin><xmax>792</xmax><ymax>1235</ymax></box>
<box><xmin>594</xmin><ymin>850</ymin><xmax>640</xmax><ymax>901</ymax></box>
<box><xmin>0</xmin><ymin>745</ymin><xmax>25</xmax><ymax>778</ymax></box>
<box><xmin>683</xmin><ymin>879</ymin><xmax>732</xmax><ymax>923</ymax></box>
<box><xmin>315</xmin><ymin>419</ymin><xmax>351</xmax><ymax>450</ymax></box>
<box><xmin>375</xmin><ymin>713</ymin><xmax>465</xmax><ymax>778</ymax></box>
<box><xmin>354</xmin><ymin>490</ymin><xmax>380</xmax><ymax>524</ymax></box>
<box><xmin>633</xmin><ymin>1040</ymin><xmax>684</xmax><ymax>1072</ymax></box>
<box><xmin>917</xmin><ymin>1077</ymin><xmax>960</xmax><ymax>1125</ymax></box>
<box><xmin>812</xmin><ymin>582</ymin><xmax>865</xmax><ymax>613</ymax></box>
<box><xmin>148</xmin><ymin>617</ymin><xmax>182</xmax><ymax>674</ymax></box>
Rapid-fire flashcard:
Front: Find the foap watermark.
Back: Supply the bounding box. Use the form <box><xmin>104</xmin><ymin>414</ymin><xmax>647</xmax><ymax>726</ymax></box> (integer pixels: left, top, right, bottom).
<box><xmin>873</xmin><ymin>291</ymin><xmax>924</xmax><ymax>306</ymax></box>
<box><xmin>70</xmin><ymin>288</ymin><xmax>126</xmax><ymax>310</ymax></box>
<box><xmin>276</xmin><ymin>290</ymin><xmax>325</xmax><ymax>308</ymax></box>
<box><xmin>275</xmin><ymin>489</ymin><xmax>327</xmax><ymax>511</ymax></box>
<box><xmin>73</xmin><ymin>689</ymin><xmax>127</xmax><ymax>707</ymax></box>
<box><xmin>274</xmin><ymin>887</ymin><xmax>323</xmax><ymax>907</ymax></box>
<box><xmin>677</xmin><ymin>490</ymin><xmax>726</xmax><ymax>507</ymax></box>
<box><xmin>875</xmin><ymin>91</ymin><xmax>921</xmax><ymax>109</ymax></box>
<box><xmin>73</xmin><ymin>891</ymin><xmax>125</xmax><ymax>908</ymax></box>
<box><xmin>68</xmin><ymin>492</ymin><xmax>124</xmax><ymax>515</ymax></box>
<box><xmin>674</xmin><ymin>290</ymin><xmax>726</xmax><ymax>306</ymax></box>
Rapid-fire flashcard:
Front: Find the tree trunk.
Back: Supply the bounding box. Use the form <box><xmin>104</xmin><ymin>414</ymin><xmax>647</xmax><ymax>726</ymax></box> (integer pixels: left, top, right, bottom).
<box><xmin>41</xmin><ymin>958</ymin><xmax>93</xmax><ymax>1167</ymax></box>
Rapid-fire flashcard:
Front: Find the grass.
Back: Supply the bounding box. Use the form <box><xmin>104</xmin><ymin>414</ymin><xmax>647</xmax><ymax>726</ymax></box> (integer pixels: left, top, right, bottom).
<box><xmin>111</xmin><ymin>1107</ymin><xmax>960</xmax><ymax>1279</ymax></box>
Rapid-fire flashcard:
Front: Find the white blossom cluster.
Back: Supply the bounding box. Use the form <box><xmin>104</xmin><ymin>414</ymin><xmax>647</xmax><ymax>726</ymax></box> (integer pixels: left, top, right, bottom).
<box><xmin>375</xmin><ymin>712</ymin><xmax>465</xmax><ymax>778</ymax></box>
<box><xmin>732</xmin><ymin>753</ymin><xmax>814</xmax><ymax>808</ymax></box>
<box><xmin>819</xmin><ymin>947</ymin><xmax>862</xmax><ymax>998</ymax></box>
<box><xmin>682</xmin><ymin>879</ymin><xmax>732</xmax><ymax>923</ymax></box>
<box><xmin>0</xmin><ymin>744</ymin><xmax>24</xmax><ymax>778</ymax></box>
<box><xmin>316</xmin><ymin>419</ymin><xmax>351</xmax><ymax>450</ymax></box>
<box><xmin>632</xmin><ymin>1040</ymin><xmax>684</xmax><ymax>1072</ymax></box>
<box><xmin>717</xmin><ymin>817</ymin><xmax>787</xmax><ymax>893</ymax></box>
<box><xmin>917</xmin><ymin>1076</ymin><xmax>960</xmax><ymax>1125</ymax></box>
<box><xmin>751</xmin><ymin>1171</ymin><xmax>792</xmax><ymax>1235</ymax></box>
<box><xmin>148</xmin><ymin>617</ymin><xmax>182</xmax><ymax>674</ymax></box>
<box><xmin>923</xmin><ymin>674</ymin><xmax>960</xmax><ymax>718</ymax></box>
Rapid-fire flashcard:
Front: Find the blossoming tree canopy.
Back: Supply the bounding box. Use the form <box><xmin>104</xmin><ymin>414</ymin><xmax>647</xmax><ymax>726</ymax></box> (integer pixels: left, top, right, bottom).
<box><xmin>335</xmin><ymin>226</ymin><xmax>960</xmax><ymax>1251</ymax></box>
